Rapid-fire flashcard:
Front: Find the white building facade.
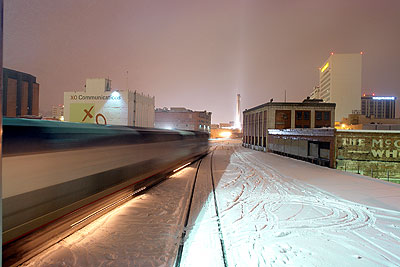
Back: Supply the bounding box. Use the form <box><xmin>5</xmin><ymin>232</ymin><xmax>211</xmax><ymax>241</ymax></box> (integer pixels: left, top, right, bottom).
<box><xmin>51</xmin><ymin>105</ymin><xmax>64</xmax><ymax>120</ymax></box>
<box><xmin>64</xmin><ymin>78</ymin><xmax>154</xmax><ymax>127</ymax></box>
<box><xmin>312</xmin><ymin>53</ymin><xmax>362</xmax><ymax>122</ymax></box>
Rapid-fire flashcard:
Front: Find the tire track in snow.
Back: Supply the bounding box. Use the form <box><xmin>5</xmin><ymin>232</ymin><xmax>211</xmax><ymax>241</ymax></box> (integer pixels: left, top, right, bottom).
<box><xmin>215</xmin><ymin>144</ymin><xmax>400</xmax><ymax>266</ymax></box>
<box><xmin>232</xmin><ymin>146</ymin><xmax>374</xmax><ymax>232</ymax></box>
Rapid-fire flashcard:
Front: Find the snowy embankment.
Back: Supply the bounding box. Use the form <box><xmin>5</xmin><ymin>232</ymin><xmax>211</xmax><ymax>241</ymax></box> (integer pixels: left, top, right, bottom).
<box><xmin>23</xmin><ymin>163</ymin><xmax>200</xmax><ymax>266</ymax></box>
<box><xmin>182</xmin><ymin>140</ymin><xmax>400</xmax><ymax>267</ymax></box>
<box><xmin>24</xmin><ymin>140</ymin><xmax>400</xmax><ymax>266</ymax></box>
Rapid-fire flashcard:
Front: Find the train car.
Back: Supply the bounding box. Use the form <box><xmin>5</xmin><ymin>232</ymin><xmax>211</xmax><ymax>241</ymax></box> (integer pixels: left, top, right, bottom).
<box><xmin>2</xmin><ymin>118</ymin><xmax>209</xmax><ymax>266</ymax></box>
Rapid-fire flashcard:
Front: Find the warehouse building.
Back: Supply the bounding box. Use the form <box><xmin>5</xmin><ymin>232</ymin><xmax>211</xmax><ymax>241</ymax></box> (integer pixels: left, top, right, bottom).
<box><xmin>64</xmin><ymin>78</ymin><xmax>154</xmax><ymax>127</ymax></box>
<box><xmin>243</xmin><ymin>98</ymin><xmax>335</xmax><ymax>149</ymax></box>
<box><xmin>155</xmin><ymin>107</ymin><xmax>211</xmax><ymax>132</ymax></box>
<box><xmin>2</xmin><ymin>68</ymin><xmax>40</xmax><ymax>117</ymax></box>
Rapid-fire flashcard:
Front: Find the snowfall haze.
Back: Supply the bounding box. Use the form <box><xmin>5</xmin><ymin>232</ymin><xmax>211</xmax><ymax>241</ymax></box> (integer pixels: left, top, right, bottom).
<box><xmin>4</xmin><ymin>0</ymin><xmax>400</xmax><ymax>122</ymax></box>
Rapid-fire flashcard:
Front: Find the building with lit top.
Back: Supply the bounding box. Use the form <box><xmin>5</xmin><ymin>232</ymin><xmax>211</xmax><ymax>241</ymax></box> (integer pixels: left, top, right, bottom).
<box><xmin>310</xmin><ymin>53</ymin><xmax>362</xmax><ymax>122</ymax></box>
<box><xmin>361</xmin><ymin>94</ymin><xmax>396</xmax><ymax>119</ymax></box>
<box><xmin>64</xmin><ymin>78</ymin><xmax>154</xmax><ymax>127</ymax></box>
<box><xmin>155</xmin><ymin>107</ymin><xmax>211</xmax><ymax>132</ymax></box>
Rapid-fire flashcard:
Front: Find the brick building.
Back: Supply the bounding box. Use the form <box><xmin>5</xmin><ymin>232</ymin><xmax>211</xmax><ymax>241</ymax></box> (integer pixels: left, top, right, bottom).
<box><xmin>155</xmin><ymin>107</ymin><xmax>211</xmax><ymax>132</ymax></box>
<box><xmin>243</xmin><ymin>98</ymin><xmax>335</xmax><ymax>149</ymax></box>
<box><xmin>336</xmin><ymin>130</ymin><xmax>400</xmax><ymax>179</ymax></box>
<box><xmin>2</xmin><ymin>68</ymin><xmax>40</xmax><ymax>117</ymax></box>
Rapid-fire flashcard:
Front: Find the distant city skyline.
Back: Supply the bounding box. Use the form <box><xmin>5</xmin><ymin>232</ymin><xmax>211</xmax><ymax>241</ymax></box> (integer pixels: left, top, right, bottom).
<box><xmin>4</xmin><ymin>0</ymin><xmax>400</xmax><ymax>122</ymax></box>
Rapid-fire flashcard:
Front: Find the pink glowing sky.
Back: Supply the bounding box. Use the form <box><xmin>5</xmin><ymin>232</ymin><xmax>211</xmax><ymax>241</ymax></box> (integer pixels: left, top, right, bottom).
<box><xmin>4</xmin><ymin>0</ymin><xmax>400</xmax><ymax>122</ymax></box>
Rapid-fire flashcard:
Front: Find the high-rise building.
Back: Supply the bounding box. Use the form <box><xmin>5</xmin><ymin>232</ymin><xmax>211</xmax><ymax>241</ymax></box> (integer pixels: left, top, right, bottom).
<box><xmin>2</xmin><ymin>68</ymin><xmax>40</xmax><ymax>117</ymax></box>
<box><xmin>361</xmin><ymin>95</ymin><xmax>396</xmax><ymax>119</ymax></box>
<box><xmin>310</xmin><ymin>86</ymin><xmax>320</xmax><ymax>99</ymax></box>
<box><xmin>311</xmin><ymin>53</ymin><xmax>362</xmax><ymax>122</ymax></box>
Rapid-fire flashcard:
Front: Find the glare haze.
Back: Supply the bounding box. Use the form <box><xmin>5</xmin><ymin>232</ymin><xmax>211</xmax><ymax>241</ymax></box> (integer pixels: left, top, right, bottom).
<box><xmin>4</xmin><ymin>0</ymin><xmax>400</xmax><ymax>122</ymax></box>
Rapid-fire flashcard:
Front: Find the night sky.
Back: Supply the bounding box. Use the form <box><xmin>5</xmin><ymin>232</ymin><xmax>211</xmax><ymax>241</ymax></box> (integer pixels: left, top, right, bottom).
<box><xmin>4</xmin><ymin>0</ymin><xmax>400</xmax><ymax>123</ymax></box>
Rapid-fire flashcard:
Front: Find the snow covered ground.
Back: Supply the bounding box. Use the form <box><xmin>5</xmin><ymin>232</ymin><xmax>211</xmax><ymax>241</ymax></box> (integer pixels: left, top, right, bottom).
<box><xmin>22</xmin><ymin>162</ymin><xmax>201</xmax><ymax>267</ymax></box>
<box><xmin>24</xmin><ymin>140</ymin><xmax>400</xmax><ymax>266</ymax></box>
<box><xmin>182</xmin><ymin>140</ymin><xmax>400</xmax><ymax>267</ymax></box>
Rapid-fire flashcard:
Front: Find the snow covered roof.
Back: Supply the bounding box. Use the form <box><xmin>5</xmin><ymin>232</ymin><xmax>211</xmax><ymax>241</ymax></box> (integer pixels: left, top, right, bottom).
<box><xmin>268</xmin><ymin>128</ymin><xmax>335</xmax><ymax>136</ymax></box>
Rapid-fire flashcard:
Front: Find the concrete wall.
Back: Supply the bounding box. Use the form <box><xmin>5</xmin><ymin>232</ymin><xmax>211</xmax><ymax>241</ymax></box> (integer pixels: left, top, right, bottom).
<box><xmin>65</xmin><ymin>78</ymin><xmax>153</xmax><ymax>127</ymax></box>
<box><xmin>131</xmin><ymin>92</ymin><xmax>155</xmax><ymax>128</ymax></box>
<box><xmin>64</xmin><ymin>91</ymin><xmax>129</xmax><ymax>125</ymax></box>
<box><xmin>85</xmin><ymin>78</ymin><xmax>111</xmax><ymax>93</ymax></box>
<box><xmin>64</xmin><ymin>90</ymin><xmax>154</xmax><ymax>127</ymax></box>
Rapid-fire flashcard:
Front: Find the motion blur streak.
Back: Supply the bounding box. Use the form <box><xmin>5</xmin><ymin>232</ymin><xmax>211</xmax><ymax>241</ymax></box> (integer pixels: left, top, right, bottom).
<box><xmin>70</xmin><ymin>187</ymin><xmax>147</xmax><ymax>228</ymax></box>
<box><xmin>173</xmin><ymin>162</ymin><xmax>192</xmax><ymax>173</ymax></box>
<box><xmin>2</xmin><ymin>118</ymin><xmax>209</xmax><ymax>266</ymax></box>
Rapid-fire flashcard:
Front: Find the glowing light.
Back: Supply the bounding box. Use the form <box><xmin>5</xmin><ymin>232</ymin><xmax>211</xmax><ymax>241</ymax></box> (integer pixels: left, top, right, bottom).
<box><xmin>111</xmin><ymin>91</ymin><xmax>120</xmax><ymax>97</ymax></box>
<box><xmin>60</xmin><ymin>116</ymin><xmax>65</xmax><ymax>121</ymax></box>
<box><xmin>331</xmin><ymin>52</ymin><xmax>334</xmax><ymax>55</ymax></box>
<box><xmin>373</xmin><ymin>96</ymin><xmax>395</xmax><ymax>100</ymax></box>
<box><xmin>360</xmin><ymin>51</ymin><xmax>363</xmax><ymax>55</ymax></box>
<box><xmin>321</xmin><ymin>62</ymin><xmax>329</xmax><ymax>73</ymax></box>
<box><xmin>372</xmin><ymin>93</ymin><xmax>375</xmax><ymax>96</ymax></box>
<box><xmin>363</xmin><ymin>94</ymin><xmax>366</xmax><ymax>97</ymax></box>
<box><xmin>219</xmin><ymin>131</ymin><xmax>232</xmax><ymax>138</ymax></box>
<box><xmin>173</xmin><ymin>162</ymin><xmax>192</xmax><ymax>173</ymax></box>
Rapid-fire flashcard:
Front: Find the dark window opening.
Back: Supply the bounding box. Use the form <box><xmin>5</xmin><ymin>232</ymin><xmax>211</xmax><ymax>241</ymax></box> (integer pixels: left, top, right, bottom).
<box><xmin>323</xmin><ymin>111</ymin><xmax>330</xmax><ymax>121</ymax></box>
<box><xmin>316</xmin><ymin>111</ymin><xmax>322</xmax><ymax>120</ymax></box>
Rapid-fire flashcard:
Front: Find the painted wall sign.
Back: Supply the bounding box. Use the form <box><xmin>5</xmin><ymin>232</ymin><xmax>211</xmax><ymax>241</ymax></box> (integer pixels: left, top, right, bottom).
<box><xmin>337</xmin><ymin>132</ymin><xmax>400</xmax><ymax>161</ymax></box>
<box><xmin>69</xmin><ymin>95</ymin><xmax>122</xmax><ymax>101</ymax></box>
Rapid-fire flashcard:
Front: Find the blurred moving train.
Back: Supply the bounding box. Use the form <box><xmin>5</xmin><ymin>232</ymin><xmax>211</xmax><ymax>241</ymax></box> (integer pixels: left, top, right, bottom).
<box><xmin>2</xmin><ymin>118</ymin><xmax>209</xmax><ymax>266</ymax></box>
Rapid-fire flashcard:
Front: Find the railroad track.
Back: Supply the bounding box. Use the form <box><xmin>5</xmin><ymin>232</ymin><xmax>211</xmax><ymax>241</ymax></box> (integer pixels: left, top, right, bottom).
<box><xmin>175</xmin><ymin>147</ymin><xmax>228</xmax><ymax>267</ymax></box>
